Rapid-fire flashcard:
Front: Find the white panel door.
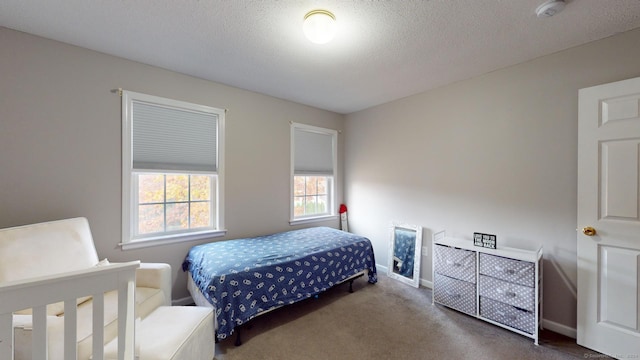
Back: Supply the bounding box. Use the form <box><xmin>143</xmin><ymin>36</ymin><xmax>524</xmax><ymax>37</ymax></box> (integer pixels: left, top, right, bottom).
<box><xmin>577</xmin><ymin>76</ymin><xmax>640</xmax><ymax>358</ymax></box>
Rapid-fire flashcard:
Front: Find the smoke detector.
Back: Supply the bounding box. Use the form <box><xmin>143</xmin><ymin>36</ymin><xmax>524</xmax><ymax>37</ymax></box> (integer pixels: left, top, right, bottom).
<box><xmin>536</xmin><ymin>0</ymin><xmax>566</xmax><ymax>18</ymax></box>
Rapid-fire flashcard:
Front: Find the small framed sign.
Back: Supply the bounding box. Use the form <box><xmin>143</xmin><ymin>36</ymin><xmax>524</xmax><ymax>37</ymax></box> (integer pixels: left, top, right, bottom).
<box><xmin>474</xmin><ymin>232</ymin><xmax>497</xmax><ymax>249</ymax></box>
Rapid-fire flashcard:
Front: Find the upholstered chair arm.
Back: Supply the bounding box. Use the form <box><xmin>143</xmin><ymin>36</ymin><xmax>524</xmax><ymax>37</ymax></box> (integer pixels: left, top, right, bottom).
<box><xmin>136</xmin><ymin>263</ymin><xmax>172</xmax><ymax>306</ymax></box>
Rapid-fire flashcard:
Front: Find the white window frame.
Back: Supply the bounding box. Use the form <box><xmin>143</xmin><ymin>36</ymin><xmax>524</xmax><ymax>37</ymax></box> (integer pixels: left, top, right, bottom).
<box><xmin>121</xmin><ymin>91</ymin><xmax>226</xmax><ymax>249</ymax></box>
<box><xmin>290</xmin><ymin>122</ymin><xmax>338</xmax><ymax>225</ymax></box>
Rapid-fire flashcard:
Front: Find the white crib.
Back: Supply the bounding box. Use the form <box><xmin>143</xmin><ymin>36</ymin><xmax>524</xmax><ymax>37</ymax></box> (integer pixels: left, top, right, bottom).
<box><xmin>0</xmin><ymin>261</ymin><xmax>139</xmax><ymax>360</ymax></box>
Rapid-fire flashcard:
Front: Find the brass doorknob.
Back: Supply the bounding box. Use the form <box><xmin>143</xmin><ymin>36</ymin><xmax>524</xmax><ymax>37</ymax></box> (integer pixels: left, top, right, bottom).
<box><xmin>582</xmin><ymin>226</ymin><xmax>597</xmax><ymax>236</ymax></box>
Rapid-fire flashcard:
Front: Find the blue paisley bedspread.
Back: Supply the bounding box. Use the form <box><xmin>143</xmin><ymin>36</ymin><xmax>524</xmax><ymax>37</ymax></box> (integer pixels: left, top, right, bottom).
<box><xmin>182</xmin><ymin>226</ymin><xmax>378</xmax><ymax>340</ymax></box>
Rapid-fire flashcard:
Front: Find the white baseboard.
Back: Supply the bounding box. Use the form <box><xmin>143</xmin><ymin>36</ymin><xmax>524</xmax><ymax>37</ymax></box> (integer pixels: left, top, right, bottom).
<box><xmin>172</xmin><ymin>296</ymin><xmax>195</xmax><ymax>306</ymax></box>
<box><xmin>376</xmin><ymin>263</ymin><xmax>389</xmax><ymax>274</ymax></box>
<box><xmin>420</xmin><ymin>278</ymin><xmax>433</xmax><ymax>289</ymax></box>
<box><xmin>541</xmin><ymin>319</ymin><xmax>576</xmax><ymax>339</ymax></box>
<box><xmin>376</xmin><ymin>262</ymin><xmax>433</xmax><ymax>289</ymax></box>
<box><xmin>377</xmin><ymin>264</ymin><xmax>433</xmax><ymax>289</ymax></box>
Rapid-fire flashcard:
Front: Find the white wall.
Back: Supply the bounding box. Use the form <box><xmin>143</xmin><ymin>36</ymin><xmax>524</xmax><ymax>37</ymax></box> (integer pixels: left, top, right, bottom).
<box><xmin>344</xmin><ymin>28</ymin><xmax>640</xmax><ymax>331</ymax></box>
<box><xmin>0</xmin><ymin>27</ymin><xmax>344</xmax><ymax>301</ymax></box>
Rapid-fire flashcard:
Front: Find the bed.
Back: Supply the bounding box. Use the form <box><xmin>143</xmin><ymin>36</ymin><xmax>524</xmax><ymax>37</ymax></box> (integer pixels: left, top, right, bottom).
<box><xmin>182</xmin><ymin>226</ymin><xmax>377</xmax><ymax>343</ymax></box>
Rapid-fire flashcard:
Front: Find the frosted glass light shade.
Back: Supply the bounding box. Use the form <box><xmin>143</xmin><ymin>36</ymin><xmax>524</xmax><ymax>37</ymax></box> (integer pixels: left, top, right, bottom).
<box><xmin>303</xmin><ymin>10</ymin><xmax>336</xmax><ymax>44</ymax></box>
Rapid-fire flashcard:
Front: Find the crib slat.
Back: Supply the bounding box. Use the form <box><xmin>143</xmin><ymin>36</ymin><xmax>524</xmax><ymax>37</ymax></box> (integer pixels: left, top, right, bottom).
<box><xmin>92</xmin><ymin>293</ymin><xmax>105</xmax><ymax>360</ymax></box>
<box><xmin>118</xmin><ymin>277</ymin><xmax>136</xmax><ymax>360</ymax></box>
<box><xmin>32</xmin><ymin>305</ymin><xmax>47</xmax><ymax>360</ymax></box>
<box><xmin>64</xmin><ymin>299</ymin><xmax>78</xmax><ymax>360</ymax></box>
<box><xmin>0</xmin><ymin>261</ymin><xmax>139</xmax><ymax>360</ymax></box>
<box><xmin>0</xmin><ymin>313</ymin><xmax>13</xmax><ymax>360</ymax></box>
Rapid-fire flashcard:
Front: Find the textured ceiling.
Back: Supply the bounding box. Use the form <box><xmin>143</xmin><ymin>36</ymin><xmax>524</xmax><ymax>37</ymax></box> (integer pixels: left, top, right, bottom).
<box><xmin>1</xmin><ymin>1</ymin><xmax>640</xmax><ymax>114</ymax></box>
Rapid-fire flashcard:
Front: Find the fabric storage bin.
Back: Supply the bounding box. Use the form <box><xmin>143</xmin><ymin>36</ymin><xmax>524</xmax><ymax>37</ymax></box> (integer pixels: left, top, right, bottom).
<box><xmin>434</xmin><ymin>273</ymin><xmax>476</xmax><ymax>316</ymax></box>
<box><xmin>434</xmin><ymin>245</ymin><xmax>476</xmax><ymax>283</ymax></box>
<box><xmin>479</xmin><ymin>253</ymin><xmax>535</xmax><ymax>287</ymax></box>
<box><xmin>479</xmin><ymin>275</ymin><xmax>534</xmax><ymax>312</ymax></box>
<box><xmin>480</xmin><ymin>296</ymin><xmax>535</xmax><ymax>334</ymax></box>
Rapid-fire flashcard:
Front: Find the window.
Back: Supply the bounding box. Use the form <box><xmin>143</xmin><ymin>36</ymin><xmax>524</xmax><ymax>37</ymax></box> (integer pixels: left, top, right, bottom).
<box><xmin>122</xmin><ymin>91</ymin><xmax>225</xmax><ymax>249</ymax></box>
<box><xmin>291</xmin><ymin>123</ymin><xmax>337</xmax><ymax>224</ymax></box>
<box><xmin>294</xmin><ymin>175</ymin><xmax>329</xmax><ymax>217</ymax></box>
<box><xmin>136</xmin><ymin>174</ymin><xmax>214</xmax><ymax>234</ymax></box>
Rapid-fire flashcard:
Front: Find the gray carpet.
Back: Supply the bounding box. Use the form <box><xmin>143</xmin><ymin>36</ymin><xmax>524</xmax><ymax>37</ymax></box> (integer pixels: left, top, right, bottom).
<box><xmin>214</xmin><ymin>273</ymin><xmax>608</xmax><ymax>360</ymax></box>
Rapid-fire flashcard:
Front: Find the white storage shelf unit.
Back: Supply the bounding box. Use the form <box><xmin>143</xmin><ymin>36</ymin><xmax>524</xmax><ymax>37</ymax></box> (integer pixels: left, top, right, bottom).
<box><xmin>431</xmin><ymin>230</ymin><xmax>543</xmax><ymax>345</ymax></box>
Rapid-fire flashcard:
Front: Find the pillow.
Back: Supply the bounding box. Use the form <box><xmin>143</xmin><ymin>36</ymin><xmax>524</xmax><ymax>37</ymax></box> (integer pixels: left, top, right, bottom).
<box><xmin>14</xmin><ymin>259</ymin><xmax>111</xmax><ymax>316</ymax></box>
<box><xmin>95</xmin><ymin>258</ymin><xmax>110</xmax><ymax>267</ymax></box>
<box><xmin>74</xmin><ymin>258</ymin><xmax>112</xmax><ymax>308</ymax></box>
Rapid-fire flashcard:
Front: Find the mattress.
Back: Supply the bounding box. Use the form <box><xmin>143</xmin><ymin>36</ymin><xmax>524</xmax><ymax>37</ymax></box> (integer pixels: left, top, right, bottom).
<box><xmin>182</xmin><ymin>226</ymin><xmax>378</xmax><ymax>340</ymax></box>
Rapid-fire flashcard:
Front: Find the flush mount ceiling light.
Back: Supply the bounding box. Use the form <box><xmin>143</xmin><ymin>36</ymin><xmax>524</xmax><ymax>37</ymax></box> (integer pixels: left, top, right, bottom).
<box><xmin>536</xmin><ymin>0</ymin><xmax>566</xmax><ymax>18</ymax></box>
<box><xmin>303</xmin><ymin>9</ymin><xmax>336</xmax><ymax>44</ymax></box>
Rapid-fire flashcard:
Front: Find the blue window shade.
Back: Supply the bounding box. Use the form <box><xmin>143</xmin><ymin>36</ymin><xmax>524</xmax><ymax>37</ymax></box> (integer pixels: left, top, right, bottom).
<box><xmin>132</xmin><ymin>100</ymin><xmax>217</xmax><ymax>172</ymax></box>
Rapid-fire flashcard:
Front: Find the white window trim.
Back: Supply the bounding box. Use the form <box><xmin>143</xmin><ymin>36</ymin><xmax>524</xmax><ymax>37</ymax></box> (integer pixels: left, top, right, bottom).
<box><xmin>119</xmin><ymin>229</ymin><xmax>227</xmax><ymax>250</ymax></box>
<box><xmin>290</xmin><ymin>122</ymin><xmax>338</xmax><ymax>224</ymax></box>
<box><xmin>121</xmin><ymin>91</ymin><xmax>225</xmax><ymax>248</ymax></box>
<box><xmin>289</xmin><ymin>215</ymin><xmax>339</xmax><ymax>226</ymax></box>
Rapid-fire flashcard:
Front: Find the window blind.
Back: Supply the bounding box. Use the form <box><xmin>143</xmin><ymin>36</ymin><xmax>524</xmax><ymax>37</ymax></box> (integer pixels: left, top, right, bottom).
<box><xmin>294</xmin><ymin>127</ymin><xmax>334</xmax><ymax>175</ymax></box>
<box><xmin>132</xmin><ymin>100</ymin><xmax>218</xmax><ymax>172</ymax></box>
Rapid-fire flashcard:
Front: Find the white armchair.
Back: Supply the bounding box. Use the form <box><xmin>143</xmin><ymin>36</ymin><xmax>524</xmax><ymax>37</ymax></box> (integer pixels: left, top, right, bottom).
<box><xmin>0</xmin><ymin>217</ymin><xmax>208</xmax><ymax>360</ymax></box>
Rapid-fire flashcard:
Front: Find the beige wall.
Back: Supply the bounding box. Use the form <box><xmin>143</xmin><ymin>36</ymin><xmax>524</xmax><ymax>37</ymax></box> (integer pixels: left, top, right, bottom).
<box><xmin>4</xmin><ymin>23</ymin><xmax>640</xmax><ymax>333</ymax></box>
<box><xmin>344</xmin><ymin>27</ymin><xmax>640</xmax><ymax>331</ymax></box>
<box><xmin>0</xmin><ymin>27</ymin><xmax>344</xmax><ymax>301</ymax></box>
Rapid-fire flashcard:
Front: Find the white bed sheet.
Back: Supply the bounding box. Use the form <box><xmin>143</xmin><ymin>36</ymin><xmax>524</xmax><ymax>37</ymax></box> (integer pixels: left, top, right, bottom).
<box><xmin>187</xmin><ymin>272</ymin><xmax>216</xmax><ymax>330</ymax></box>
